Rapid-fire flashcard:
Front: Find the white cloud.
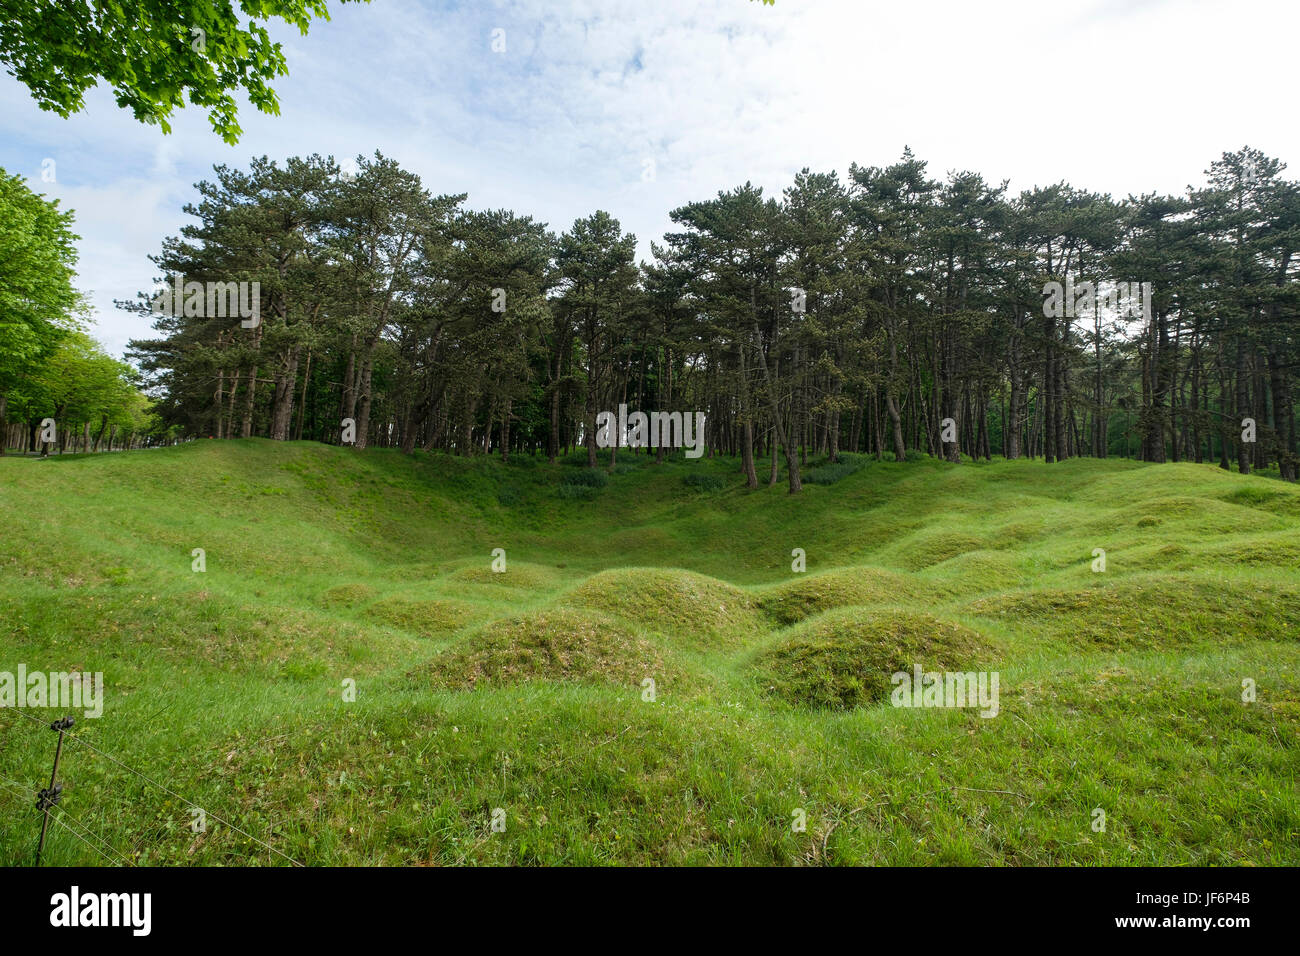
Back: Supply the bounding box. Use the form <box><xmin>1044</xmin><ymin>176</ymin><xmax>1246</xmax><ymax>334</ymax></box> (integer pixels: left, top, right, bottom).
<box><xmin>0</xmin><ymin>0</ymin><xmax>1295</xmax><ymax>360</ymax></box>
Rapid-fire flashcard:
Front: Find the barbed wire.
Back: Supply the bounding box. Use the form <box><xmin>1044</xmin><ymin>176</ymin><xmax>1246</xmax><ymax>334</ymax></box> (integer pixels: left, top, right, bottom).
<box><xmin>6</xmin><ymin>708</ymin><xmax>303</xmax><ymax>866</ymax></box>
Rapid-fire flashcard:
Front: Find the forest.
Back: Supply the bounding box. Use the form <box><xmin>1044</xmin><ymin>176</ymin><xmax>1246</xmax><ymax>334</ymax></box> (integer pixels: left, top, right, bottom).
<box><xmin>118</xmin><ymin>146</ymin><xmax>1300</xmax><ymax>491</ymax></box>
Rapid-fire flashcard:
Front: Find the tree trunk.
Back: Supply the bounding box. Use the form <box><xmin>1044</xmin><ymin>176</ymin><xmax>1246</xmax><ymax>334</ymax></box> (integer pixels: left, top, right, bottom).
<box><xmin>355</xmin><ymin>342</ymin><xmax>377</xmax><ymax>450</ymax></box>
<box><xmin>751</xmin><ymin>316</ymin><xmax>801</xmax><ymax>493</ymax></box>
<box><xmin>1236</xmin><ymin>340</ymin><xmax>1252</xmax><ymax>474</ymax></box>
<box><xmin>240</xmin><ymin>366</ymin><xmax>257</xmax><ymax>438</ymax></box>
<box><xmin>500</xmin><ymin>398</ymin><xmax>512</xmax><ymax>463</ymax></box>
<box><xmin>270</xmin><ymin>344</ymin><xmax>301</xmax><ymax>441</ymax></box>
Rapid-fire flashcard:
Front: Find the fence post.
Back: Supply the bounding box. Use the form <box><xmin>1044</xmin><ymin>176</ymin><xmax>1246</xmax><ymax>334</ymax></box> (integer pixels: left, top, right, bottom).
<box><xmin>35</xmin><ymin>716</ymin><xmax>74</xmax><ymax>866</ymax></box>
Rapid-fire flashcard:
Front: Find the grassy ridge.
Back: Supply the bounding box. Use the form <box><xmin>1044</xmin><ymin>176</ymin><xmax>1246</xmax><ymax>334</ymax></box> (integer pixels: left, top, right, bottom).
<box><xmin>0</xmin><ymin>440</ymin><xmax>1296</xmax><ymax>865</ymax></box>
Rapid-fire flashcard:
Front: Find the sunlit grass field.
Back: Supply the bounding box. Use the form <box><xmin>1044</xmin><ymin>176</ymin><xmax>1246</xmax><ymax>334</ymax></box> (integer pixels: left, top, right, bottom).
<box><xmin>1</xmin><ymin>441</ymin><xmax>1297</xmax><ymax>865</ymax></box>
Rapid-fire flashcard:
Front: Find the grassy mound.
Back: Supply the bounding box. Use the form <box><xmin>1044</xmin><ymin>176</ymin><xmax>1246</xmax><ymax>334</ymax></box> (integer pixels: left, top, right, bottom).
<box><xmin>366</xmin><ymin>597</ymin><xmax>479</xmax><ymax>636</ymax></box>
<box><xmin>4</xmin><ymin>443</ymin><xmax>1299</xmax><ymax>865</ymax></box>
<box><xmin>966</xmin><ymin>575</ymin><xmax>1300</xmax><ymax>649</ymax></box>
<box><xmin>753</xmin><ymin>567</ymin><xmax>931</xmax><ymax>625</ymax></box>
<box><xmin>920</xmin><ymin>551</ymin><xmax>1030</xmax><ymax>594</ymax></box>
<box><xmin>448</xmin><ymin>562</ymin><xmax>563</xmax><ymax>590</ymax></box>
<box><xmin>1198</xmin><ymin>536</ymin><xmax>1300</xmax><ymax>567</ymax></box>
<box><xmin>418</xmin><ymin>607</ymin><xmax>670</xmax><ymax>689</ymax></box>
<box><xmin>992</xmin><ymin>517</ymin><xmax>1050</xmax><ymax>543</ymax></box>
<box><xmin>562</xmin><ymin>567</ymin><xmax>756</xmax><ymax>642</ymax></box>
<box><xmin>1124</xmin><ymin>534</ymin><xmax>1300</xmax><ymax>572</ymax></box>
<box><xmin>1127</xmin><ymin>542</ymin><xmax>1193</xmax><ymax>569</ymax></box>
<box><xmin>892</xmin><ymin>530</ymin><xmax>987</xmax><ymax>571</ymax></box>
<box><xmin>1219</xmin><ymin>484</ymin><xmax>1300</xmax><ymax>516</ymax></box>
<box><xmin>320</xmin><ymin>583</ymin><xmax>379</xmax><ymax>609</ymax></box>
<box><xmin>1105</xmin><ymin>496</ymin><xmax>1284</xmax><ymax>536</ymax></box>
<box><xmin>753</xmin><ymin>609</ymin><xmax>994</xmax><ymax>710</ymax></box>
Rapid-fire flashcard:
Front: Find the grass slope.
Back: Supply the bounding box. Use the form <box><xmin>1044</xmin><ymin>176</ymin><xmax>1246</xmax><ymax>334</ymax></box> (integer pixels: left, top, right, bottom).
<box><xmin>0</xmin><ymin>441</ymin><xmax>1296</xmax><ymax>865</ymax></box>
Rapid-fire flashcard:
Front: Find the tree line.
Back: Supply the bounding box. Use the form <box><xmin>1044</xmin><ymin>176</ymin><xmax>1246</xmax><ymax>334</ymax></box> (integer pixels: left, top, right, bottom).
<box><xmin>121</xmin><ymin>146</ymin><xmax>1299</xmax><ymax>490</ymax></box>
<box><xmin>0</xmin><ymin>170</ymin><xmax>159</xmax><ymax>456</ymax></box>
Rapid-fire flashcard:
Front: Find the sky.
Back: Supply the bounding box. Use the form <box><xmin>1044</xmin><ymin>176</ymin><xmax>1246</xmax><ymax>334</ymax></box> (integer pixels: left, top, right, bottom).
<box><xmin>2</xmin><ymin>0</ymin><xmax>1296</xmax><ymax>360</ymax></box>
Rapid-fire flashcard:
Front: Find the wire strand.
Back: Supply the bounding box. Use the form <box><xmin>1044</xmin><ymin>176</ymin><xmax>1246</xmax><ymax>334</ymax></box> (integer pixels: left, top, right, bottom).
<box><xmin>45</xmin><ymin>812</ymin><xmax>123</xmax><ymax>866</ymax></box>
<box><xmin>9</xmin><ymin>708</ymin><xmax>303</xmax><ymax>866</ymax></box>
<box><xmin>50</xmin><ymin>808</ymin><xmax>133</xmax><ymax>866</ymax></box>
<box><xmin>0</xmin><ymin>775</ymin><xmax>129</xmax><ymax>865</ymax></box>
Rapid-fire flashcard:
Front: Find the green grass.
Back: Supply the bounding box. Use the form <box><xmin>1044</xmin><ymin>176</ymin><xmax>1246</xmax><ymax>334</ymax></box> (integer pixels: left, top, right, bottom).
<box><xmin>752</xmin><ymin>608</ymin><xmax>994</xmax><ymax>710</ymax></box>
<box><xmin>0</xmin><ymin>441</ymin><xmax>1296</xmax><ymax>865</ymax></box>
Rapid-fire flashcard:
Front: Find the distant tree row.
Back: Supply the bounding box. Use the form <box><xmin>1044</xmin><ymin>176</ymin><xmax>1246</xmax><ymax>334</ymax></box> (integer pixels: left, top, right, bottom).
<box><xmin>122</xmin><ymin>147</ymin><xmax>1300</xmax><ymax>489</ymax></box>
<box><xmin>0</xmin><ymin>170</ymin><xmax>158</xmax><ymax>456</ymax></box>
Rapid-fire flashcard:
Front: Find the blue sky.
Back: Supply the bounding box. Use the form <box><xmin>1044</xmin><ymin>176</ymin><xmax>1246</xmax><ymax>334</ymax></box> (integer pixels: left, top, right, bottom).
<box><xmin>2</xmin><ymin>0</ymin><xmax>1296</xmax><ymax>358</ymax></box>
